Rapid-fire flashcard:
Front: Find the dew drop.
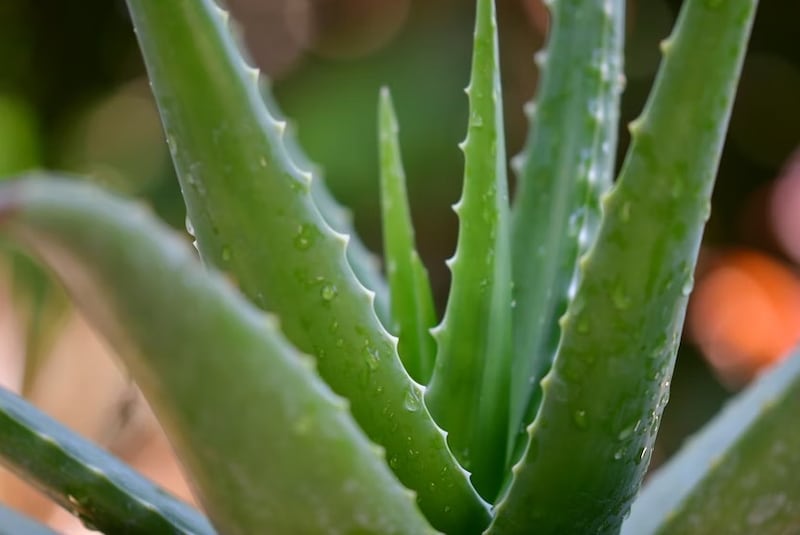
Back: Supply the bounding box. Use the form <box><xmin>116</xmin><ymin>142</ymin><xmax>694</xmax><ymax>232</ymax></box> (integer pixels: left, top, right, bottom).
<box><xmin>617</xmin><ymin>420</ymin><xmax>640</xmax><ymax>441</ymax></box>
<box><xmin>403</xmin><ymin>389</ymin><xmax>421</xmax><ymax>412</ymax></box>
<box><xmin>613</xmin><ymin>449</ymin><xmax>624</xmax><ymax>461</ymax></box>
<box><xmin>320</xmin><ymin>283</ymin><xmax>338</xmax><ymax>302</ymax></box>
<box><xmin>701</xmin><ymin>200</ymin><xmax>712</xmax><ymax>222</ymax></box>
<box><xmin>221</xmin><ymin>245</ymin><xmax>232</xmax><ymax>262</ymax></box>
<box><xmin>293</xmin><ymin>223</ymin><xmax>317</xmax><ymax>251</ymax></box>
<box><xmin>681</xmin><ymin>274</ymin><xmax>695</xmax><ymax>296</ymax></box>
<box><xmin>364</xmin><ymin>346</ymin><xmax>380</xmax><ymax>370</ymax></box>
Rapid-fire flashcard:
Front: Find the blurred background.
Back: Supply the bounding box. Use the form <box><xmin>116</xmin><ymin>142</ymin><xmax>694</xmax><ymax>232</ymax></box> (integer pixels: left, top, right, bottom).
<box><xmin>0</xmin><ymin>0</ymin><xmax>798</xmax><ymax>530</ymax></box>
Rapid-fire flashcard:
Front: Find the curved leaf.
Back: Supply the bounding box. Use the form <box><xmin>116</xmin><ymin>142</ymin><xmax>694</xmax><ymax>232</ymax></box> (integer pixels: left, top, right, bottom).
<box><xmin>0</xmin><ymin>177</ymin><xmax>436</xmax><ymax>535</ymax></box>
<box><xmin>0</xmin><ymin>385</ymin><xmax>214</xmax><ymax>534</ymax></box>
<box><xmin>508</xmin><ymin>0</ymin><xmax>625</xmax><ymax>457</ymax></box>
<box><xmin>623</xmin><ymin>350</ymin><xmax>800</xmax><ymax>535</ymax></box>
<box><xmin>261</xmin><ymin>87</ymin><xmax>392</xmax><ymax>325</ymax></box>
<box><xmin>124</xmin><ymin>0</ymin><xmax>489</xmax><ymax>530</ymax></box>
<box><xmin>378</xmin><ymin>88</ymin><xmax>437</xmax><ymax>384</ymax></box>
<box><xmin>424</xmin><ymin>0</ymin><xmax>513</xmax><ymax>501</ymax></box>
<box><xmin>490</xmin><ymin>0</ymin><xmax>758</xmax><ymax>532</ymax></box>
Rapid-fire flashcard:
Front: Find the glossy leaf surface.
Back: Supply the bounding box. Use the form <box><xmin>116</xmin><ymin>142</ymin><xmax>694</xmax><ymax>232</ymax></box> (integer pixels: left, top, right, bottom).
<box><xmin>491</xmin><ymin>0</ymin><xmax>758</xmax><ymax>532</ymax></box>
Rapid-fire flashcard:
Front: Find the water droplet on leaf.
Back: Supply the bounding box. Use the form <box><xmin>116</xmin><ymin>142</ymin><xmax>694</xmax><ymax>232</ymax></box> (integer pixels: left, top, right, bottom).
<box><xmin>403</xmin><ymin>389</ymin><xmax>421</xmax><ymax>412</ymax></box>
<box><xmin>293</xmin><ymin>224</ymin><xmax>317</xmax><ymax>251</ymax></box>
<box><xmin>320</xmin><ymin>283</ymin><xmax>338</xmax><ymax>302</ymax></box>
<box><xmin>573</xmin><ymin>409</ymin><xmax>589</xmax><ymax>429</ymax></box>
<box><xmin>681</xmin><ymin>274</ymin><xmax>695</xmax><ymax>296</ymax></box>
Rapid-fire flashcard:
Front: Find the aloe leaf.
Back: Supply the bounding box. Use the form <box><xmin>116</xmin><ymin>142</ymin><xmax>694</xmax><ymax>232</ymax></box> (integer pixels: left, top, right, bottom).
<box><xmin>261</xmin><ymin>87</ymin><xmax>392</xmax><ymax>326</ymax></box>
<box><xmin>0</xmin><ymin>502</ymin><xmax>56</xmax><ymax>535</ymax></box>
<box><xmin>424</xmin><ymin>0</ymin><xmax>512</xmax><ymax>501</ymax></box>
<box><xmin>378</xmin><ymin>88</ymin><xmax>437</xmax><ymax>384</ymax></box>
<box><xmin>623</xmin><ymin>350</ymin><xmax>800</xmax><ymax>535</ymax></box>
<box><xmin>508</xmin><ymin>0</ymin><xmax>625</xmax><ymax>455</ymax></box>
<box><xmin>309</xmin><ymin>172</ymin><xmax>392</xmax><ymax>327</ymax></box>
<box><xmin>490</xmin><ymin>1</ymin><xmax>758</xmax><ymax>532</ymax></box>
<box><xmin>124</xmin><ymin>1</ymin><xmax>489</xmax><ymax>530</ymax></box>
<box><xmin>0</xmin><ymin>177</ymin><xmax>438</xmax><ymax>535</ymax></box>
<box><xmin>0</xmin><ymin>384</ymin><xmax>214</xmax><ymax>534</ymax></box>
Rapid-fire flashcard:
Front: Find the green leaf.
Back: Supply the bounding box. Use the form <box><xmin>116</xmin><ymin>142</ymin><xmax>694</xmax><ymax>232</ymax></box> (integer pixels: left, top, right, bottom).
<box><xmin>378</xmin><ymin>87</ymin><xmax>437</xmax><ymax>384</ymax></box>
<box><xmin>623</xmin><ymin>350</ymin><xmax>800</xmax><ymax>535</ymax></box>
<box><xmin>0</xmin><ymin>384</ymin><xmax>214</xmax><ymax>534</ymax></box>
<box><xmin>124</xmin><ymin>0</ymin><xmax>489</xmax><ymax>530</ymax></box>
<box><xmin>261</xmin><ymin>88</ymin><xmax>392</xmax><ymax>326</ymax></box>
<box><xmin>0</xmin><ymin>501</ymin><xmax>57</xmax><ymax>535</ymax></box>
<box><xmin>490</xmin><ymin>0</ymin><xmax>758</xmax><ymax>532</ymax></box>
<box><xmin>424</xmin><ymin>0</ymin><xmax>513</xmax><ymax>501</ymax></box>
<box><xmin>0</xmin><ymin>177</ymin><xmax>437</xmax><ymax>535</ymax></box>
<box><xmin>309</xmin><ymin>172</ymin><xmax>392</xmax><ymax>327</ymax></box>
<box><xmin>508</xmin><ymin>0</ymin><xmax>625</xmax><ymax>455</ymax></box>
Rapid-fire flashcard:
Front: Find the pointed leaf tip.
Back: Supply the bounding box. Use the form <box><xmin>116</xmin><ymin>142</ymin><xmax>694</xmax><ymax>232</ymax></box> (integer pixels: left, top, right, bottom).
<box><xmin>378</xmin><ymin>88</ymin><xmax>438</xmax><ymax>384</ymax></box>
<box><xmin>425</xmin><ymin>0</ymin><xmax>513</xmax><ymax>500</ymax></box>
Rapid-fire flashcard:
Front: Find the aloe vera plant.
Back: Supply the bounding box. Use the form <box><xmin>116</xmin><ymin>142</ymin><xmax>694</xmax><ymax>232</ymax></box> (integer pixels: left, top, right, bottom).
<box><xmin>2</xmin><ymin>0</ymin><xmax>792</xmax><ymax>533</ymax></box>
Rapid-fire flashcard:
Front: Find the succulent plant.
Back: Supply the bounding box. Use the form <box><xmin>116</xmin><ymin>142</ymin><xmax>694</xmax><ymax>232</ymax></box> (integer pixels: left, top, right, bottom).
<box><xmin>3</xmin><ymin>0</ymin><xmax>795</xmax><ymax>534</ymax></box>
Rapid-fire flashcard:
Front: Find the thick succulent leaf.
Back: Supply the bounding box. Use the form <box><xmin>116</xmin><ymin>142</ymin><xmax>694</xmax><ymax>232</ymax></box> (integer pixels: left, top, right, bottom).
<box><xmin>508</xmin><ymin>0</ymin><xmax>625</xmax><ymax>455</ymax></box>
<box><xmin>0</xmin><ymin>177</ymin><xmax>437</xmax><ymax>535</ymax></box>
<box><xmin>309</xmin><ymin>172</ymin><xmax>392</xmax><ymax>327</ymax></box>
<box><xmin>490</xmin><ymin>1</ymin><xmax>758</xmax><ymax>533</ymax></box>
<box><xmin>623</xmin><ymin>350</ymin><xmax>800</xmax><ymax>535</ymax></box>
<box><xmin>0</xmin><ymin>385</ymin><xmax>214</xmax><ymax>534</ymax></box>
<box><xmin>260</xmin><ymin>87</ymin><xmax>392</xmax><ymax>325</ymax></box>
<box><xmin>378</xmin><ymin>88</ymin><xmax>437</xmax><ymax>384</ymax></box>
<box><xmin>0</xmin><ymin>502</ymin><xmax>56</xmax><ymax>535</ymax></box>
<box><xmin>424</xmin><ymin>0</ymin><xmax>513</xmax><ymax>501</ymax></box>
<box><xmin>124</xmin><ymin>1</ymin><xmax>489</xmax><ymax>530</ymax></box>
